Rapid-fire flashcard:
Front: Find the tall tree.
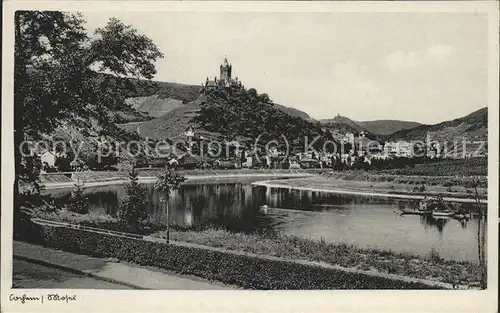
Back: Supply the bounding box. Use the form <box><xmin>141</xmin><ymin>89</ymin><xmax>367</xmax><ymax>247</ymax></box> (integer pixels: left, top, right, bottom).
<box><xmin>118</xmin><ymin>167</ymin><xmax>148</xmax><ymax>231</ymax></box>
<box><xmin>154</xmin><ymin>168</ymin><xmax>186</xmax><ymax>243</ymax></box>
<box><xmin>14</xmin><ymin>11</ymin><xmax>164</xmax><ymax>205</ymax></box>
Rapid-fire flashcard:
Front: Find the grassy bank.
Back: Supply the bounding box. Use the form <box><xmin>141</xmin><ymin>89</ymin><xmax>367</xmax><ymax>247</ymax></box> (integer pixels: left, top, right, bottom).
<box><xmin>31</xmin><ymin>208</ymin><xmax>482</xmax><ymax>288</ymax></box>
<box><xmin>380</xmin><ymin>158</ymin><xmax>487</xmax><ymax>177</ymax></box>
<box><xmin>154</xmin><ymin>229</ymin><xmax>480</xmax><ymax>288</ymax></box>
<box><xmin>263</xmin><ymin>174</ymin><xmax>487</xmax><ymax>200</ymax></box>
<box><xmin>322</xmin><ymin>171</ymin><xmax>487</xmax><ymax>189</ymax></box>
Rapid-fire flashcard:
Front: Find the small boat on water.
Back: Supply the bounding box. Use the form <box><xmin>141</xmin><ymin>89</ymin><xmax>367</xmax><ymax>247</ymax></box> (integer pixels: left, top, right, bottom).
<box><xmin>398</xmin><ymin>195</ymin><xmax>470</xmax><ymax>219</ymax></box>
<box><xmin>451</xmin><ymin>212</ymin><xmax>472</xmax><ymax>220</ymax></box>
<box><xmin>259</xmin><ymin>205</ymin><xmax>269</xmax><ymax>214</ymax></box>
<box><xmin>398</xmin><ymin>198</ymin><xmax>433</xmax><ymax>215</ymax></box>
<box><xmin>432</xmin><ymin>210</ymin><xmax>454</xmax><ymax>218</ymax></box>
<box><xmin>398</xmin><ymin>208</ymin><xmax>432</xmax><ymax>215</ymax></box>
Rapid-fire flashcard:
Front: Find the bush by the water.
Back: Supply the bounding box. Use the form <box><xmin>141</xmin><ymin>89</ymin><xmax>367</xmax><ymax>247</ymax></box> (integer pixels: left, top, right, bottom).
<box><xmin>118</xmin><ymin>168</ymin><xmax>148</xmax><ymax>230</ymax></box>
<box><xmin>67</xmin><ymin>183</ymin><xmax>89</xmax><ymax>214</ymax></box>
<box><xmin>24</xmin><ymin>222</ymin><xmax>443</xmax><ymax>290</ymax></box>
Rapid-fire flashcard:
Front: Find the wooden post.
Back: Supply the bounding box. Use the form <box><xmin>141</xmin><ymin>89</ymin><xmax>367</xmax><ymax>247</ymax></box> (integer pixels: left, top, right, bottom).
<box><xmin>166</xmin><ymin>194</ymin><xmax>170</xmax><ymax>244</ymax></box>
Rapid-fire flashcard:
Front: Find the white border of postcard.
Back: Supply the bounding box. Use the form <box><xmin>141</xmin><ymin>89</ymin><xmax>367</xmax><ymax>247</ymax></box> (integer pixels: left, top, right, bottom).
<box><xmin>2</xmin><ymin>1</ymin><xmax>499</xmax><ymax>313</ymax></box>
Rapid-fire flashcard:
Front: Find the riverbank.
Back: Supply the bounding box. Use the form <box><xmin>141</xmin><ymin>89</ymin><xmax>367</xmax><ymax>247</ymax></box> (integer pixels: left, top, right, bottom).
<box><xmin>28</xmin><ymin>210</ymin><xmax>482</xmax><ymax>289</ymax></box>
<box><xmin>40</xmin><ymin>170</ymin><xmax>316</xmax><ymax>190</ymax></box>
<box><xmin>252</xmin><ymin>176</ymin><xmax>487</xmax><ymax>204</ymax></box>
<box><xmin>156</xmin><ymin>228</ymin><xmax>480</xmax><ymax>288</ymax></box>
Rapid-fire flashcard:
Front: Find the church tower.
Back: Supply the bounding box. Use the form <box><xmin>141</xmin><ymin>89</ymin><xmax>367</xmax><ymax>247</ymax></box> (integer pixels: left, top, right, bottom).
<box><xmin>219</xmin><ymin>57</ymin><xmax>232</xmax><ymax>85</ymax></box>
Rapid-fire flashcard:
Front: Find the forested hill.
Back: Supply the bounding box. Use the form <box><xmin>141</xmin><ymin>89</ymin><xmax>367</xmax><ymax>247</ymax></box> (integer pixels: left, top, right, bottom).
<box><xmin>192</xmin><ymin>87</ymin><xmax>324</xmax><ymax>143</ymax></box>
<box><xmin>388</xmin><ymin>107</ymin><xmax>487</xmax><ymax>141</ymax></box>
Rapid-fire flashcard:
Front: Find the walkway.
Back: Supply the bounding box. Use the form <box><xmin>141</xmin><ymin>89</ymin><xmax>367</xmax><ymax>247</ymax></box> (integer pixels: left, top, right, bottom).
<box><xmin>13</xmin><ymin>241</ymin><xmax>236</xmax><ymax>290</ymax></box>
<box><xmin>13</xmin><ymin>258</ymin><xmax>134</xmax><ymax>289</ymax></box>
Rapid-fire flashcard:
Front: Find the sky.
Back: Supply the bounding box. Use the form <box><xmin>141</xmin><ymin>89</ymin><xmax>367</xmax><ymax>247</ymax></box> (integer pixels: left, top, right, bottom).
<box><xmin>82</xmin><ymin>12</ymin><xmax>488</xmax><ymax>124</ymax></box>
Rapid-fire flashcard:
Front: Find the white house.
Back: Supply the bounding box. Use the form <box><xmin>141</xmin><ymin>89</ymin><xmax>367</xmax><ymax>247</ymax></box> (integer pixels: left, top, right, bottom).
<box><xmin>384</xmin><ymin>141</ymin><xmax>414</xmax><ymax>157</ymax></box>
<box><xmin>167</xmin><ymin>157</ymin><xmax>179</xmax><ymax>167</ymax></box>
<box><xmin>184</xmin><ymin>126</ymin><xmax>195</xmax><ymax>152</ymax></box>
<box><xmin>184</xmin><ymin>126</ymin><xmax>195</xmax><ymax>138</ymax></box>
<box><xmin>243</xmin><ymin>156</ymin><xmax>253</xmax><ymax>168</ymax></box>
<box><xmin>342</xmin><ymin>132</ymin><xmax>355</xmax><ymax>143</ymax></box>
<box><xmin>40</xmin><ymin>151</ymin><xmax>55</xmax><ymax>168</ymax></box>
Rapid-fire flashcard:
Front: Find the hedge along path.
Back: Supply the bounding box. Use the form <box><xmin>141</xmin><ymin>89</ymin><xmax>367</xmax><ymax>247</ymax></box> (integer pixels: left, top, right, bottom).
<box><xmin>28</xmin><ymin>218</ymin><xmax>451</xmax><ymax>290</ymax></box>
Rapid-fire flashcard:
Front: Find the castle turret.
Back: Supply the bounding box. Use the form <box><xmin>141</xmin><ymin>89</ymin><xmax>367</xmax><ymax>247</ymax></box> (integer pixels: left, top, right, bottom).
<box><xmin>201</xmin><ymin>57</ymin><xmax>240</xmax><ymax>94</ymax></box>
<box><xmin>220</xmin><ymin>57</ymin><xmax>232</xmax><ymax>84</ymax></box>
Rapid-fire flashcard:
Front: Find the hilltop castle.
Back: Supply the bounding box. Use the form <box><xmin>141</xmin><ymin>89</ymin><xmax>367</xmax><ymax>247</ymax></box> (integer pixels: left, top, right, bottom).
<box><xmin>202</xmin><ymin>57</ymin><xmax>243</xmax><ymax>93</ymax></box>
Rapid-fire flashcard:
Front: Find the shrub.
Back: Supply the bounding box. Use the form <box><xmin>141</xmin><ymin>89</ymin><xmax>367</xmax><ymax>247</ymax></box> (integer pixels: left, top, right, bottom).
<box><xmin>67</xmin><ymin>182</ymin><xmax>89</xmax><ymax>214</ymax></box>
<box><xmin>117</xmin><ymin>168</ymin><xmax>148</xmax><ymax>231</ymax></box>
<box><xmin>427</xmin><ymin>248</ymin><xmax>443</xmax><ymax>263</ymax></box>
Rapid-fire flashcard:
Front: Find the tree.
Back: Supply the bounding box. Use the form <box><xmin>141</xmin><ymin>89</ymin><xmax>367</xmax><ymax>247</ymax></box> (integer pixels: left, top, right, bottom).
<box><xmin>472</xmin><ymin>181</ymin><xmax>487</xmax><ymax>289</ymax></box>
<box><xmin>118</xmin><ymin>167</ymin><xmax>148</xmax><ymax>231</ymax></box>
<box><xmin>18</xmin><ymin>155</ymin><xmax>44</xmax><ymax>197</ymax></box>
<box><xmin>67</xmin><ymin>178</ymin><xmax>89</xmax><ymax>214</ymax></box>
<box><xmin>14</xmin><ymin>11</ymin><xmax>163</xmax><ymax>207</ymax></box>
<box><xmin>154</xmin><ymin>168</ymin><xmax>186</xmax><ymax>243</ymax></box>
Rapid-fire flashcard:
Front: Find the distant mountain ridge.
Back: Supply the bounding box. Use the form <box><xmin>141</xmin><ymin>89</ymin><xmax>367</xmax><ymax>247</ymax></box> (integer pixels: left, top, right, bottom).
<box><xmin>320</xmin><ymin>115</ymin><xmax>422</xmax><ymax>137</ymax></box>
<box><xmin>320</xmin><ymin>115</ymin><xmax>371</xmax><ymax>133</ymax></box>
<box><xmin>357</xmin><ymin>120</ymin><xmax>422</xmax><ymax>136</ymax></box>
<box><xmin>388</xmin><ymin>107</ymin><xmax>487</xmax><ymax>142</ymax></box>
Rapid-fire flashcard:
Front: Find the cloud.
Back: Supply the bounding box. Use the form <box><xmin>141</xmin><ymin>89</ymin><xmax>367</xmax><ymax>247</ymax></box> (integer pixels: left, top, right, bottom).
<box><xmin>427</xmin><ymin>44</ymin><xmax>453</xmax><ymax>58</ymax></box>
<box><xmin>384</xmin><ymin>50</ymin><xmax>420</xmax><ymax>71</ymax></box>
<box><xmin>331</xmin><ymin>60</ymin><xmax>379</xmax><ymax>93</ymax></box>
<box><xmin>384</xmin><ymin>44</ymin><xmax>454</xmax><ymax>71</ymax></box>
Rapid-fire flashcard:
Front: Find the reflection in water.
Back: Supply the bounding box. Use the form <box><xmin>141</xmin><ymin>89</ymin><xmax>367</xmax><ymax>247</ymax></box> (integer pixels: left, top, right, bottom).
<box><xmin>420</xmin><ymin>215</ymin><xmax>450</xmax><ymax>233</ymax></box>
<box><xmin>47</xmin><ymin>183</ymin><xmax>485</xmax><ymax>262</ymax></box>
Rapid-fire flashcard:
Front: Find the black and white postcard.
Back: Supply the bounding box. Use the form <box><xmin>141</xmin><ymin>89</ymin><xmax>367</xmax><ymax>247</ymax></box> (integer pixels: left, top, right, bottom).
<box><xmin>1</xmin><ymin>1</ymin><xmax>498</xmax><ymax>313</ymax></box>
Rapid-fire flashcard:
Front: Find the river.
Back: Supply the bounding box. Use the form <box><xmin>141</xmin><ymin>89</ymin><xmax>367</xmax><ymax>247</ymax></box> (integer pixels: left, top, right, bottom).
<box><xmin>46</xmin><ymin>180</ymin><xmax>483</xmax><ymax>263</ymax></box>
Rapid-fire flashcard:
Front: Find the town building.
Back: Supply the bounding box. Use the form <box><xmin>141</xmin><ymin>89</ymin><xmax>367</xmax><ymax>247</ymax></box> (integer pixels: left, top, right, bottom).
<box><xmin>342</xmin><ymin>132</ymin><xmax>355</xmax><ymax>143</ymax></box>
<box><xmin>184</xmin><ymin>126</ymin><xmax>195</xmax><ymax>139</ymax></box>
<box><xmin>40</xmin><ymin>151</ymin><xmax>55</xmax><ymax>168</ymax></box>
<box><xmin>184</xmin><ymin>126</ymin><xmax>195</xmax><ymax>151</ymax></box>
<box><xmin>383</xmin><ymin>141</ymin><xmax>414</xmax><ymax>157</ymax></box>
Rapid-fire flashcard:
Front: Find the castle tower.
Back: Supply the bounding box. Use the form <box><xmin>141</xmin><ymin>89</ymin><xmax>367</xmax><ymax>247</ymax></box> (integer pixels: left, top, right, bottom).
<box><xmin>219</xmin><ymin>57</ymin><xmax>232</xmax><ymax>84</ymax></box>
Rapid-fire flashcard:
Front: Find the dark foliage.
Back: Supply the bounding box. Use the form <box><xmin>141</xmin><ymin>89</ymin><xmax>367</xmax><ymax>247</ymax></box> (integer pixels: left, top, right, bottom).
<box><xmin>67</xmin><ymin>183</ymin><xmax>90</xmax><ymax>214</ymax></box>
<box><xmin>192</xmin><ymin>86</ymin><xmax>332</xmax><ymax>152</ymax></box>
<box><xmin>14</xmin><ymin>11</ymin><xmax>163</xmax><ymax>199</ymax></box>
<box><xmin>118</xmin><ymin>168</ymin><xmax>148</xmax><ymax>230</ymax></box>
